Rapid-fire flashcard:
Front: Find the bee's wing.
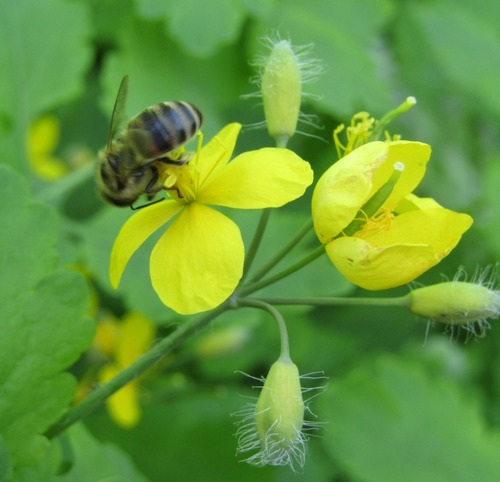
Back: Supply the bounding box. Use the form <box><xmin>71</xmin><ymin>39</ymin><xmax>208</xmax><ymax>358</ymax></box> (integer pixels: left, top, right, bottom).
<box><xmin>107</xmin><ymin>75</ymin><xmax>129</xmax><ymax>149</ymax></box>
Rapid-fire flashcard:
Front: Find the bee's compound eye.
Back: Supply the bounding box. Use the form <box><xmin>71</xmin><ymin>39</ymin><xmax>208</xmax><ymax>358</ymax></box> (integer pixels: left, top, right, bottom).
<box><xmin>99</xmin><ymin>164</ymin><xmax>110</xmax><ymax>182</ymax></box>
<box><xmin>107</xmin><ymin>153</ymin><xmax>121</xmax><ymax>173</ymax></box>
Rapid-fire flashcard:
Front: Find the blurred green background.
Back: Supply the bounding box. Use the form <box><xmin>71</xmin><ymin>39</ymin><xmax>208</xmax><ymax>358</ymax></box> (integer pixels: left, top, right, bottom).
<box><xmin>1</xmin><ymin>0</ymin><xmax>500</xmax><ymax>480</ymax></box>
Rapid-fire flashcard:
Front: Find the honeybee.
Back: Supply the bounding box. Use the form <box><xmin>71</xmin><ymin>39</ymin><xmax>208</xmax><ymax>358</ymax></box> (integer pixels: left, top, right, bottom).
<box><xmin>97</xmin><ymin>75</ymin><xmax>203</xmax><ymax>207</ymax></box>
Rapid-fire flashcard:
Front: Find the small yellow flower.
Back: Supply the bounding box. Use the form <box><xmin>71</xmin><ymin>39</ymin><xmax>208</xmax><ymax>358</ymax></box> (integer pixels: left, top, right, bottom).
<box><xmin>110</xmin><ymin>123</ymin><xmax>313</xmax><ymax>315</ymax></box>
<box><xmin>312</xmin><ymin>141</ymin><xmax>473</xmax><ymax>289</ymax></box>
<box><xmin>26</xmin><ymin>115</ymin><xmax>68</xmax><ymax>180</ymax></box>
<box><xmin>96</xmin><ymin>312</ymin><xmax>156</xmax><ymax>428</ymax></box>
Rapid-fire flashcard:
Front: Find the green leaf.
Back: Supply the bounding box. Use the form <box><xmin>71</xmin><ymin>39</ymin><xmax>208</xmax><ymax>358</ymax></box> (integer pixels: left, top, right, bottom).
<box><xmin>0</xmin><ymin>165</ymin><xmax>94</xmax><ymax>473</ymax></box>
<box><xmin>135</xmin><ymin>0</ymin><xmax>246</xmax><ymax>57</ymax></box>
<box><xmin>55</xmin><ymin>424</ymin><xmax>150</xmax><ymax>482</ymax></box>
<box><xmin>397</xmin><ymin>1</ymin><xmax>500</xmax><ymax>116</ymax></box>
<box><xmin>482</xmin><ymin>157</ymin><xmax>500</xmax><ymax>258</ymax></box>
<box><xmin>0</xmin><ymin>0</ymin><xmax>91</xmax><ymax>171</ymax></box>
<box><xmin>319</xmin><ymin>355</ymin><xmax>500</xmax><ymax>482</ymax></box>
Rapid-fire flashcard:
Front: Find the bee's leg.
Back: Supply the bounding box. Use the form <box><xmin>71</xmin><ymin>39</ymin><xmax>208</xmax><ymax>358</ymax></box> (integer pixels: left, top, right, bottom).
<box><xmin>165</xmin><ymin>186</ymin><xmax>183</xmax><ymax>199</ymax></box>
<box><xmin>157</xmin><ymin>151</ymin><xmax>189</xmax><ymax>166</ymax></box>
<box><xmin>130</xmin><ymin>166</ymin><xmax>164</xmax><ymax>210</ymax></box>
<box><xmin>130</xmin><ymin>198</ymin><xmax>165</xmax><ymax>210</ymax></box>
<box><xmin>143</xmin><ymin>165</ymin><xmax>160</xmax><ymax>195</ymax></box>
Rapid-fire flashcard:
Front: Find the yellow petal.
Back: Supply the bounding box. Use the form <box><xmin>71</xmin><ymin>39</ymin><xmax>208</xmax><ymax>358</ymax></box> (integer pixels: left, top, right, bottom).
<box><xmin>312</xmin><ymin>142</ymin><xmax>387</xmax><ymax>243</ymax></box>
<box><xmin>371</xmin><ymin>141</ymin><xmax>431</xmax><ymax>209</ymax></box>
<box><xmin>312</xmin><ymin>141</ymin><xmax>431</xmax><ymax>244</ymax></box>
<box><xmin>197</xmin><ymin>148</ymin><xmax>313</xmax><ymax>208</ymax></box>
<box><xmin>326</xmin><ymin>208</ymin><xmax>473</xmax><ymax>290</ymax></box>
<box><xmin>115</xmin><ymin>312</ymin><xmax>156</xmax><ymax>368</ymax></box>
<box><xmin>110</xmin><ymin>200</ymin><xmax>182</xmax><ymax>288</ymax></box>
<box><xmin>196</xmin><ymin>123</ymin><xmax>241</xmax><ymax>189</ymax></box>
<box><xmin>396</xmin><ymin>193</ymin><xmax>443</xmax><ymax>213</ymax></box>
<box><xmin>150</xmin><ymin>203</ymin><xmax>244</xmax><ymax>314</ymax></box>
<box><xmin>365</xmin><ymin>208</ymin><xmax>473</xmax><ymax>254</ymax></box>
<box><xmin>312</xmin><ymin>167</ymin><xmax>373</xmax><ymax>244</ymax></box>
<box><xmin>27</xmin><ymin>115</ymin><xmax>60</xmax><ymax>156</ymax></box>
<box><xmin>326</xmin><ymin>237</ymin><xmax>437</xmax><ymax>289</ymax></box>
<box><xmin>100</xmin><ymin>365</ymin><xmax>141</xmax><ymax>428</ymax></box>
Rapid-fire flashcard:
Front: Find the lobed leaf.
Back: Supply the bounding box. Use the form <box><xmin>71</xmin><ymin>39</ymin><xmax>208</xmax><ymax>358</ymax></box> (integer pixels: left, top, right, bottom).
<box><xmin>0</xmin><ymin>166</ymin><xmax>94</xmax><ymax>474</ymax></box>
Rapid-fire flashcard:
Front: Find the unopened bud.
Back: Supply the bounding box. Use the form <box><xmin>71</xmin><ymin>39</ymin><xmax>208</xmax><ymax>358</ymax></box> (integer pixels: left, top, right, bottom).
<box><xmin>409</xmin><ymin>281</ymin><xmax>500</xmax><ymax>325</ymax></box>
<box><xmin>261</xmin><ymin>40</ymin><xmax>302</xmax><ymax>145</ymax></box>
<box><xmin>255</xmin><ymin>359</ymin><xmax>304</xmax><ymax>450</ymax></box>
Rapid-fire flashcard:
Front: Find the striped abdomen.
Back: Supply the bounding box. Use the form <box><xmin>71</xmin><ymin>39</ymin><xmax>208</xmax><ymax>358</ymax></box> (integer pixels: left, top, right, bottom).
<box><xmin>127</xmin><ymin>101</ymin><xmax>202</xmax><ymax>160</ymax></box>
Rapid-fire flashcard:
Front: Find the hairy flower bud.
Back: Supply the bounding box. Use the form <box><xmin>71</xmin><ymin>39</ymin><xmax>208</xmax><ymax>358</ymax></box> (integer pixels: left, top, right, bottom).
<box><xmin>261</xmin><ymin>40</ymin><xmax>302</xmax><ymax>144</ymax></box>
<box><xmin>254</xmin><ymin>37</ymin><xmax>321</xmax><ymax>146</ymax></box>
<box><xmin>236</xmin><ymin>358</ymin><xmax>313</xmax><ymax>470</ymax></box>
<box><xmin>255</xmin><ymin>359</ymin><xmax>305</xmax><ymax>450</ymax></box>
<box><xmin>409</xmin><ymin>281</ymin><xmax>500</xmax><ymax>326</ymax></box>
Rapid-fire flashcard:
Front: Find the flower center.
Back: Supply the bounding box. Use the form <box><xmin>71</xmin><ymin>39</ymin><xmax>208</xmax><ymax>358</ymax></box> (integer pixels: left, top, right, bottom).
<box><xmin>356</xmin><ymin>208</ymin><xmax>394</xmax><ymax>238</ymax></box>
<box><xmin>162</xmin><ymin>162</ymin><xmax>197</xmax><ymax>204</ymax></box>
<box><xmin>340</xmin><ymin>162</ymin><xmax>404</xmax><ymax>238</ymax></box>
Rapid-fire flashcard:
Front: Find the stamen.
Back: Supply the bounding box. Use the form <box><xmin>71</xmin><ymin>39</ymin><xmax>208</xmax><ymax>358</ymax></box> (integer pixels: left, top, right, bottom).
<box><xmin>340</xmin><ymin>164</ymin><xmax>403</xmax><ymax>237</ymax></box>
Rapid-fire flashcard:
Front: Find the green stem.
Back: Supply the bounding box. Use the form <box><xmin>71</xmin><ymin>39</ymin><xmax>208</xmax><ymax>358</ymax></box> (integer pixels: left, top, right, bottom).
<box><xmin>251</xmin><ymin>294</ymin><xmax>411</xmax><ymax>308</ymax></box>
<box><xmin>249</xmin><ymin>219</ymin><xmax>314</xmax><ymax>283</ymax></box>
<box><xmin>236</xmin><ymin>298</ymin><xmax>290</xmax><ymax>360</ymax></box>
<box><xmin>239</xmin><ymin>244</ymin><xmax>325</xmax><ymax>297</ymax></box>
<box><xmin>274</xmin><ymin>136</ymin><xmax>289</xmax><ymax>148</ymax></box>
<box><xmin>372</xmin><ymin>97</ymin><xmax>417</xmax><ymax>140</ymax></box>
<box><xmin>242</xmin><ymin>208</ymin><xmax>272</xmax><ymax>280</ymax></box>
<box><xmin>45</xmin><ymin>304</ymin><xmax>227</xmax><ymax>439</ymax></box>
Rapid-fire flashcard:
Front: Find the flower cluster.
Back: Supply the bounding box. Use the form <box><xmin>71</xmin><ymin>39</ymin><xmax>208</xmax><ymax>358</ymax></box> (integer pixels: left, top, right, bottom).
<box><xmin>101</xmin><ymin>37</ymin><xmax>493</xmax><ymax>473</ymax></box>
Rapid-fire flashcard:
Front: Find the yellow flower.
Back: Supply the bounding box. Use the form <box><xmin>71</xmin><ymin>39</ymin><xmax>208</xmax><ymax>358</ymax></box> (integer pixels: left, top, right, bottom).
<box><xmin>26</xmin><ymin>115</ymin><xmax>68</xmax><ymax>180</ymax></box>
<box><xmin>312</xmin><ymin>141</ymin><xmax>473</xmax><ymax>289</ymax></box>
<box><xmin>110</xmin><ymin>123</ymin><xmax>313</xmax><ymax>315</ymax></box>
<box><xmin>97</xmin><ymin>312</ymin><xmax>156</xmax><ymax>428</ymax></box>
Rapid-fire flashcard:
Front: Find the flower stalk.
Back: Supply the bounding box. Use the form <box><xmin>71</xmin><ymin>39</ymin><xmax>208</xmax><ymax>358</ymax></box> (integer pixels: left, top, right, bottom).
<box><xmin>45</xmin><ymin>304</ymin><xmax>226</xmax><ymax>438</ymax></box>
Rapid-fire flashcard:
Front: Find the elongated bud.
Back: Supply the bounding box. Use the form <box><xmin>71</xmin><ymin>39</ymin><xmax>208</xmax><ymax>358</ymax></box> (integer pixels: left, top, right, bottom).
<box><xmin>255</xmin><ymin>359</ymin><xmax>304</xmax><ymax>450</ymax></box>
<box><xmin>236</xmin><ymin>357</ymin><xmax>312</xmax><ymax>470</ymax></box>
<box><xmin>257</xmin><ymin>38</ymin><xmax>321</xmax><ymax>147</ymax></box>
<box><xmin>261</xmin><ymin>40</ymin><xmax>302</xmax><ymax>145</ymax></box>
<box><xmin>409</xmin><ymin>281</ymin><xmax>500</xmax><ymax>325</ymax></box>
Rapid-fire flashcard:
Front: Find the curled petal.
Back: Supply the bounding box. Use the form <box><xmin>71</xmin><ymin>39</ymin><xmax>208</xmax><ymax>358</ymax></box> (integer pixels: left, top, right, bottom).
<box><xmin>312</xmin><ymin>141</ymin><xmax>431</xmax><ymax>243</ymax></box>
<box><xmin>326</xmin><ymin>237</ymin><xmax>437</xmax><ymax>289</ymax></box>
<box><xmin>396</xmin><ymin>194</ymin><xmax>444</xmax><ymax>213</ymax></box>
<box><xmin>366</xmin><ymin>208</ymin><xmax>473</xmax><ymax>252</ymax></box>
<box><xmin>150</xmin><ymin>203</ymin><xmax>244</xmax><ymax>314</ymax></box>
<box><xmin>312</xmin><ymin>167</ymin><xmax>373</xmax><ymax>244</ymax></box>
<box><xmin>312</xmin><ymin>142</ymin><xmax>387</xmax><ymax>242</ymax></box>
<box><xmin>326</xmin><ymin>208</ymin><xmax>473</xmax><ymax>290</ymax></box>
<box><xmin>370</xmin><ymin>141</ymin><xmax>431</xmax><ymax>210</ymax></box>
<box><xmin>198</xmin><ymin>148</ymin><xmax>313</xmax><ymax>208</ymax></box>
<box><xmin>110</xmin><ymin>201</ymin><xmax>182</xmax><ymax>288</ymax></box>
